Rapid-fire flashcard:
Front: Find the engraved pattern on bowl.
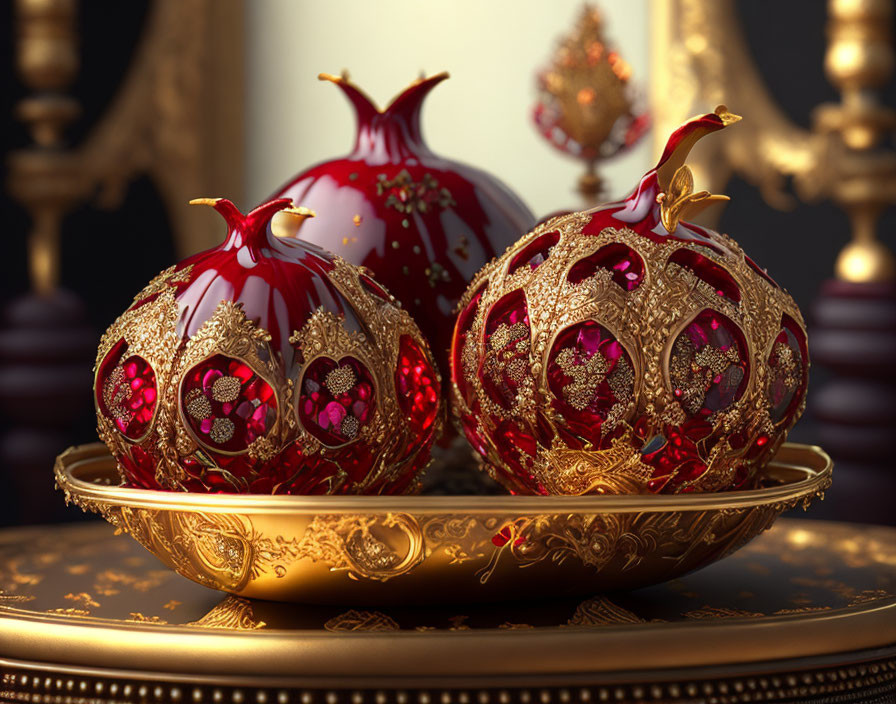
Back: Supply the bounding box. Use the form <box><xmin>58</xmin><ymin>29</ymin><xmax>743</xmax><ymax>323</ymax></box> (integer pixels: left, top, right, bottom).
<box><xmin>55</xmin><ymin>443</ymin><xmax>831</xmax><ymax>605</ymax></box>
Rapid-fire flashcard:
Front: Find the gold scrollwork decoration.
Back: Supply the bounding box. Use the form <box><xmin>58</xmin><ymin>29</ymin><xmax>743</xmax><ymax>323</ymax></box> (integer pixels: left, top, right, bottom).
<box><xmin>453</xmin><ymin>213</ymin><xmax>805</xmax><ymax>495</ymax></box>
<box><xmin>56</xmin><ymin>443</ymin><xmax>830</xmax><ymax>602</ymax></box>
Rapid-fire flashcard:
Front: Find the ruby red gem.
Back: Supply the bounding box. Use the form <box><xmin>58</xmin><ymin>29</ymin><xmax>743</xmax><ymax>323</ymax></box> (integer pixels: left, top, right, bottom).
<box><xmin>567</xmin><ymin>243</ymin><xmax>645</xmax><ymax>290</ymax></box>
<box><xmin>119</xmin><ymin>445</ymin><xmax>160</xmax><ymax>489</ymax></box>
<box><xmin>507</xmin><ymin>232</ymin><xmax>560</xmax><ymax>275</ymax></box>
<box><xmin>546</xmin><ymin>321</ymin><xmax>634</xmax><ymax>448</ymax></box>
<box><xmin>479</xmin><ymin>289</ymin><xmax>531</xmax><ymax>409</ymax></box>
<box><xmin>767</xmin><ymin>315</ymin><xmax>807</xmax><ymax>426</ymax></box>
<box><xmin>180</xmin><ymin>354</ymin><xmax>277</xmax><ymax>454</ymax></box>
<box><xmin>668</xmin><ymin>248</ymin><xmax>741</xmax><ymax>304</ymax></box>
<box><xmin>299</xmin><ymin>355</ymin><xmax>375</xmax><ymax>447</ymax></box>
<box><xmin>670</xmin><ymin>309</ymin><xmax>749</xmax><ymax>416</ymax></box>
<box><xmin>96</xmin><ymin>339</ymin><xmax>158</xmax><ymax>440</ymax></box>
<box><xmin>395</xmin><ymin>334</ymin><xmax>440</xmax><ymax>437</ymax></box>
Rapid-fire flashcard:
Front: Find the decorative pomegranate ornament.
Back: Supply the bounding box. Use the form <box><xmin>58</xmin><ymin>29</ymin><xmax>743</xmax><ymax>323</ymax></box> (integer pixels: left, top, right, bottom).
<box><xmin>271</xmin><ymin>71</ymin><xmax>536</xmax><ymax>394</ymax></box>
<box><xmin>450</xmin><ymin>107</ymin><xmax>808</xmax><ymax>495</ymax></box>
<box><xmin>94</xmin><ymin>197</ymin><xmax>441</xmax><ymax>494</ymax></box>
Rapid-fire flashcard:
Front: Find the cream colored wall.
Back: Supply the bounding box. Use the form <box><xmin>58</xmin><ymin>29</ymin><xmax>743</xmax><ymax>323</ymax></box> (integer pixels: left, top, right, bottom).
<box><xmin>244</xmin><ymin>0</ymin><xmax>651</xmax><ymax>219</ymax></box>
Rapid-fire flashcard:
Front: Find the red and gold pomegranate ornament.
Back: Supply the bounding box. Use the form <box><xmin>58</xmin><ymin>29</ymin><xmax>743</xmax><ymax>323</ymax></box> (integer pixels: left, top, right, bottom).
<box><xmin>271</xmin><ymin>71</ymin><xmax>536</xmax><ymax>391</ymax></box>
<box><xmin>450</xmin><ymin>107</ymin><xmax>808</xmax><ymax>495</ymax></box>
<box><xmin>94</xmin><ymin>197</ymin><xmax>441</xmax><ymax>494</ymax></box>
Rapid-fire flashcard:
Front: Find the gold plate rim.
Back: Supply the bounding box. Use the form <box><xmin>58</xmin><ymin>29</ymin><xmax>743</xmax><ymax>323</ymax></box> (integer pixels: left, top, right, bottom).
<box><xmin>55</xmin><ymin>442</ymin><xmax>831</xmax><ymax>515</ymax></box>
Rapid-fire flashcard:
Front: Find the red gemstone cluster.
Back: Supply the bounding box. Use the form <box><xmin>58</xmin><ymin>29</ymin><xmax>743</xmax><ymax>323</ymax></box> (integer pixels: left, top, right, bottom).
<box><xmin>450</xmin><ymin>107</ymin><xmax>808</xmax><ymax>495</ymax></box>
<box><xmin>94</xmin><ymin>198</ymin><xmax>441</xmax><ymax>494</ymax></box>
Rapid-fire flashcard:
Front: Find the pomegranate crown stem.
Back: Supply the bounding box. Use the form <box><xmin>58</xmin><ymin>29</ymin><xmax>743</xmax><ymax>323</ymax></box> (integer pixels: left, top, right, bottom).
<box><xmin>655</xmin><ymin>105</ymin><xmax>741</xmax><ymax>192</ymax></box>
<box><xmin>189</xmin><ymin>197</ymin><xmax>298</xmax><ymax>246</ymax></box>
<box><xmin>653</xmin><ymin>106</ymin><xmax>741</xmax><ymax>232</ymax></box>
<box><xmin>319</xmin><ymin>70</ymin><xmax>450</xmax><ymax>147</ymax></box>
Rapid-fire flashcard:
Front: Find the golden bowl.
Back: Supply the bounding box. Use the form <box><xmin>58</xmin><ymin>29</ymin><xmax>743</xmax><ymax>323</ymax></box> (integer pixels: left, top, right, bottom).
<box><xmin>55</xmin><ymin>442</ymin><xmax>831</xmax><ymax>605</ymax></box>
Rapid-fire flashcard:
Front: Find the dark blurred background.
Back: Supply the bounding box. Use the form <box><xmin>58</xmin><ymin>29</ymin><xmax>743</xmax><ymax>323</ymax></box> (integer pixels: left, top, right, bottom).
<box><xmin>0</xmin><ymin>0</ymin><xmax>893</xmax><ymax>525</ymax></box>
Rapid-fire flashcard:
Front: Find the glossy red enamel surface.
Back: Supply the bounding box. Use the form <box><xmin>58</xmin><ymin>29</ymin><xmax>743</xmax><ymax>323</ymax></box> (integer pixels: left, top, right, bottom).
<box><xmin>568</xmin><ymin>242</ymin><xmax>645</xmax><ymax>290</ymax></box>
<box><xmin>98</xmin><ymin>198</ymin><xmax>440</xmax><ymax>495</ymax></box>
<box><xmin>395</xmin><ymin>334</ymin><xmax>440</xmax><ymax>437</ymax></box>
<box><xmin>271</xmin><ymin>74</ymin><xmax>535</xmax><ymax>393</ymax></box>
<box><xmin>546</xmin><ymin>321</ymin><xmax>634</xmax><ymax>448</ymax></box>
<box><xmin>170</xmin><ymin>199</ymin><xmax>356</xmax><ymax>366</ymax></box>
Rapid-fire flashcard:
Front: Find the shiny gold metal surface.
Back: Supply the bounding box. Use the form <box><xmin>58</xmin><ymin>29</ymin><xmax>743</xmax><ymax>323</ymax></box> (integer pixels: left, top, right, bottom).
<box><xmin>56</xmin><ymin>443</ymin><xmax>830</xmax><ymax>605</ymax></box>
<box><xmin>0</xmin><ymin>516</ymin><xmax>894</xmax><ymax>700</ymax></box>
<box><xmin>651</xmin><ymin>0</ymin><xmax>896</xmax><ymax>283</ymax></box>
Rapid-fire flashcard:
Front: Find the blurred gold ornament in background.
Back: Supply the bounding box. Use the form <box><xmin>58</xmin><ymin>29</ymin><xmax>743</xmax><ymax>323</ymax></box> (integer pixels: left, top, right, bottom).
<box><xmin>534</xmin><ymin>4</ymin><xmax>650</xmax><ymax>206</ymax></box>
<box><xmin>817</xmin><ymin>0</ymin><xmax>896</xmax><ymax>282</ymax></box>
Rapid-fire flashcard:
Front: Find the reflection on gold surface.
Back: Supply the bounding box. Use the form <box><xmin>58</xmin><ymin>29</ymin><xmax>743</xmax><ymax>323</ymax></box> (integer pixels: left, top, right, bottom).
<box><xmin>567</xmin><ymin>596</ymin><xmax>645</xmax><ymax>626</ymax></box>
<box><xmin>683</xmin><ymin>606</ymin><xmax>764</xmax><ymax>620</ymax></box>
<box><xmin>188</xmin><ymin>596</ymin><xmax>265</xmax><ymax>630</ymax></box>
<box><xmin>324</xmin><ymin>610</ymin><xmax>399</xmax><ymax>632</ymax></box>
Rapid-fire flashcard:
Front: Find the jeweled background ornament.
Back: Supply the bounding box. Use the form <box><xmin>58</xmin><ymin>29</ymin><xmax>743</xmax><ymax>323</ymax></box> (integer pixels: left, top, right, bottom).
<box><xmin>271</xmin><ymin>72</ymin><xmax>536</xmax><ymax>398</ymax></box>
<box><xmin>533</xmin><ymin>4</ymin><xmax>650</xmax><ymax>206</ymax></box>
<box><xmin>451</xmin><ymin>108</ymin><xmax>808</xmax><ymax>495</ymax></box>
<box><xmin>94</xmin><ymin>198</ymin><xmax>441</xmax><ymax>494</ymax></box>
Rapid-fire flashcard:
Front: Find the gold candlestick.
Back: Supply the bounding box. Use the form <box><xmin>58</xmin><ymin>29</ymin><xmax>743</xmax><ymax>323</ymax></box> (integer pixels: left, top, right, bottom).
<box><xmin>814</xmin><ymin>0</ymin><xmax>896</xmax><ymax>283</ymax></box>
<box><xmin>651</xmin><ymin>0</ymin><xmax>896</xmax><ymax>284</ymax></box>
<box><xmin>8</xmin><ymin>0</ymin><xmax>82</xmax><ymax>295</ymax></box>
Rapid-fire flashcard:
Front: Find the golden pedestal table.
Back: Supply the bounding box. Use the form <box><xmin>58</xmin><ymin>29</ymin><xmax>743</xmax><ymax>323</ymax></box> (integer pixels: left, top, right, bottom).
<box><xmin>0</xmin><ymin>519</ymin><xmax>893</xmax><ymax>703</ymax></box>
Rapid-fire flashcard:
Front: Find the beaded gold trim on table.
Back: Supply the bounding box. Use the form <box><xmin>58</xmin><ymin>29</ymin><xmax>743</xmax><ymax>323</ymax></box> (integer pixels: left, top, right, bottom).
<box><xmin>55</xmin><ymin>442</ymin><xmax>830</xmax><ymax>603</ymax></box>
<box><xmin>1</xmin><ymin>656</ymin><xmax>895</xmax><ymax>704</ymax></box>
